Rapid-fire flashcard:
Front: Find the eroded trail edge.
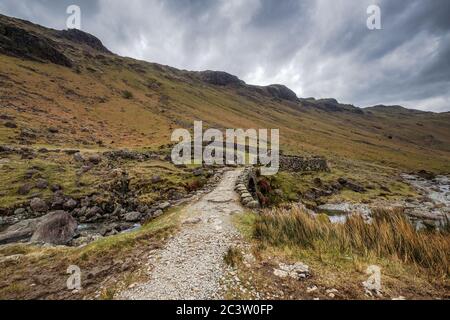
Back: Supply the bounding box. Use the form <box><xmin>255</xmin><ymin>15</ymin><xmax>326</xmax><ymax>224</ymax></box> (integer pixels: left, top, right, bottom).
<box><xmin>120</xmin><ymin>169</ymin><xmax>244</xmax><ymax>300</ymax></box>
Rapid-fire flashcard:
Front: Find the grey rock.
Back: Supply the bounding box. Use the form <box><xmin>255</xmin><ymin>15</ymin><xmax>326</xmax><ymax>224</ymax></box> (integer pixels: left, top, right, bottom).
<box><xmin>153</xmin><ymin>209</ymin><xmax>163</xmax><ymax>217</ymax></box>
<box><xmin>50</xmin><ymin>184</ymin><xmax>62</xmax><ymax>192</ymax></box>
<box><xmin>31</xmin><ymin>211</ymin><xmax>77</xmax><ymax>245</ymax></box>
<box><xmin>35</xmin><ymin>179</ymin><xmax>49</xmax><ymax>189</ymax></box>
<box><xmin>193</xmin><ymin>168</ymin><xmax>204</xmax><ymax>177</ymax></box>
<box><xmin>125</xmin><ymin>211</ymin><xmax>142</xmax><ymax>222</ymax></box>
<box><xmin>51</xmin><ymin>193</ymin><xmax>65</xmax><ymax>209</ymax></box>
<box><xmin>159</xmin><ymin>202</ymin><xmax>171</xmax><ymax>210</ymax></box>
<box><xmin>14</xmin><ymin>208</ymin><xmax>26</xmax><ymax>215</ymax></box>
<box><xmin>73</xmin><ymin>152</ymin><xmax>84</xmax><ymax>162</ymax></box>
<box><xmin>18</xmin><ymin>183</ymin><xmax>34</xmax><ymax>195</ymax></box>
<box><xmin>273</xmin><ymin>262</ymin><xmax>310</xmax><ymax>280</ymax></box>
<box><xmin>247</xmin><ymin>201</ymin><xmax>260</xmax><ymax>209</ymax></box>
<box><xmin>80</xmin><ymin>164</ymin><xmax>93</xmax><ymax>173</ymax></box>
<box><xmin>0</xmin><ymin>214</ymin><xmax>50</xmax><ymax>244</ymax></box>
<box><xmin>151</xmin><ymin>175</ymin><xmax>162</xmax><ymax>183</ymax></box>
<box><xmin>30</xmin><ymin>198</ymin><xmax>48</xmax><ymax>212</ymax></box>
<box><xmin>86</xmin><ymin>206</ymin><xmax>102</xmax><ymax>217</ymax></box>
<box><xmin>63</xmin><ymin>199</ymin><xmax>78</xmax><ymax>210</ymax></box>
<box><xmin>87</xmin><ymin>154</ymin><xmax>102</xmax><ymax>165</ymax></box>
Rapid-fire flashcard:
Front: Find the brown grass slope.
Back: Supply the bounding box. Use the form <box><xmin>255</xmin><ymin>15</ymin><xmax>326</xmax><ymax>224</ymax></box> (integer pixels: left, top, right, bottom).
<box><xmin>1</xmin><ymin>14</ymin><xmax>449</xmax><ymax>172</ymax></box>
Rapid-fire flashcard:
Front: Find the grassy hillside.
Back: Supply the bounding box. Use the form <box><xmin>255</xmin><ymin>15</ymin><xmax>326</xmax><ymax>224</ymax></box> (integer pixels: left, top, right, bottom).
<box><xmin>1</xmin><ymin>14</ymin><xmax>449</xmax><ymax>173</ymax></box>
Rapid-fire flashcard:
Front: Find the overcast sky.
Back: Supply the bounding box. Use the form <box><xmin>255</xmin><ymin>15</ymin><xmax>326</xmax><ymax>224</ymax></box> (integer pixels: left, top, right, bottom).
<box><xmin>1</xmin><ymin>0</ymin><xmax>449</xmax><ymax>112</ymax></box>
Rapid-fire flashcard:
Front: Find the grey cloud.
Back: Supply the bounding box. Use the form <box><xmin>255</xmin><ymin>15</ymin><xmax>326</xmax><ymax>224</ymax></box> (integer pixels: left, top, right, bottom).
<box><xmin>0</xmin><ymin>0</ymin><xmax>449</xmax><ymax>112</ymax></box>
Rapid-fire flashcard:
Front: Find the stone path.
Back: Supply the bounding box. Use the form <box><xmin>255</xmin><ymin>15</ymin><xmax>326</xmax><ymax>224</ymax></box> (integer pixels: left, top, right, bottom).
<box><xmin>119</xmin><ymin>169</ymin><xmax>244</xmax><ymax>300</ymax></box>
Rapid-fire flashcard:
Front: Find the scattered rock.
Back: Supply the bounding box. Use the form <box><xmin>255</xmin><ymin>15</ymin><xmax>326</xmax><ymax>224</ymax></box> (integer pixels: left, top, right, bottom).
<box><xmin>159</xmin><ymin>202</ymin><xmax>171</xmax><ymax>210</ymax></box>
<box><xmin>50</xmin><ymin>184</ymin><xmax>62</xmax><ymax>192</ymax></box>
<box><xmin>338</xmin><ymin>178</ymin><xmax>366</xmax><ymax>192</ymax></box>
<box><xmin>87</xmin><ymin>154</ymin><xmax>102</xmax><ymax>165</ymax></box>
<box><xmin>125</xmin><ymin>211</ymin><xmax>142</xmax><ymax>222</ymax></box>
<box><xmin>417</xmin><ymin>170</ymin><xmax>436</xmax><ymax>180</ymax></box>
<box><xmin>326</xmin><ymin>288</ymin><xmax>339</xmax><ymax>298</ymax></box>
<box><xmin>273</xmin><ymin>262</ymin><xmax>310</xmax><ymax>280</ymax></box>
<box><xmin>73</xmin><ymin>152</ymin><xmax>84</xmax><ymax>162</ymax></box>
<box><xmin>4</xmin><ymin>121</ymin><xmax>17</xmax><ymax>128</ymax></box>
<box><xmin>153</xmin><ymin>209</ymin><xmax>163</xmax><ymax>218</ymax></box>
<box><xmin>30</xmin><ymin>197</ymin><xmax>48</xmax><ymax>212</ymax></box>
<box><xmin>35</xmin><ymin>179</ymin><xmax>49</xmax><ymax>189</ymax></box>
<box><xmin>18</xmin><ymin>183</ymin><xmax>34</xmax><ymax>195</ymax></box>
<box><xmin>80</xmin><ymin>164</ymin><xmax>93</xmax><ymax>173</ymax></box>
<box><xmin>14</xmin><ymin>208</ymin><xmax>26</xmax><ymax>215</ymax></box>
<box><xmin>86</xmin><ymin>206</ymin><xmax>102</xmax><ymax>218</ymax></box>
<box><xmin>63</xmin><ymin>199</ymin><xmax>78</xmax><ymax>210</ymax></box>
<box><xmin>183</xmin><ymin>217</ymin><xmax>202</xmax><ymax>225</ymax></box>
<box><xmin>307</xmin><ymin>286</ymin><xmax>318</xmax><ymax>293</ymax></box>
<box><xmin>313</xmin><ymin>178</ymin><xmax>323</xmax><ymax>186</ymax></box>
<box><xmin>151</xmin><ymin>175</ymin><xmax>162</xmax><ymax>183</ymax></box>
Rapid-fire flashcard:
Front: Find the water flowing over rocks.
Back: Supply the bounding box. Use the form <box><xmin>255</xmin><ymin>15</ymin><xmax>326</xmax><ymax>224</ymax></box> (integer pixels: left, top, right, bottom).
<box><xmin>401</xmin><ymin>174</ymin><xmax>450</xmax><ymax>229</ymax></box>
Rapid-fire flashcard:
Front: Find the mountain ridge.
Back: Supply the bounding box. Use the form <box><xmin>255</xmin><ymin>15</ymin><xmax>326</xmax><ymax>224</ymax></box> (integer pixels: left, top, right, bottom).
<box><xmin>0</xmin><ymin>13</ymin><xmax>449</xmax><ymax>172</ymax></box>
<box><xmin>1</xmin><ymin>13</ymin><xmax>443</xmax><ymax>115</ymax></box>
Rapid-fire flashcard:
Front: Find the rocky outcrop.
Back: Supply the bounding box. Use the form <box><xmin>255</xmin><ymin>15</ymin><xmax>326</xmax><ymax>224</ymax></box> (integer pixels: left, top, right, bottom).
<box><xmin>198</xmin><ymin>71</ymin><xmax>245</xmax><ymax>86</ymax></box>
<box><xmin>0</xmin><ymin>17</ymin><xmax>73</xmax><ymax>67</ymax></box>
<box><xmin>265</xmin><ymin>84</ymin><xmax>298</xmax><ymax>102</ymax></box>
<box><xmin>300</xmin><ymin>98</ymin><xmax>364</xmax><ymax>114</ymax></box>
<box><xmin>279</xmin><ymin>155</ymin><xmax>329</xmax><ymax>172</ymax></box>
<box><xmin>57</xmin><ymin>29</ymin><xmax>111</xmax><ymax>54</ymax></box>
<box><xmin>196</xmin><ymin>71</ymin><xmax>298</xmax><ymax>102</ymax></box>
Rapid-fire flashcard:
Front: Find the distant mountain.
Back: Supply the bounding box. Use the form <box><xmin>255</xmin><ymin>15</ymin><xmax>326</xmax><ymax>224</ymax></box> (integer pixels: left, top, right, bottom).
<box><xmin>0</xmin><ymin>13</ymin><xmax>449</xmax><ymax>172</ymax></box>
<box><xmin>365</xmin><ymin>105</ymin><xmax>430</xmax><ymax>115</ymax></box>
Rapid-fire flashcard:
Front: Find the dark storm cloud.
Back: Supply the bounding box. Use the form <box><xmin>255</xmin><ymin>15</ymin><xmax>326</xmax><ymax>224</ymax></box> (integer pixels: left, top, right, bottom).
<box><xmin>0</xmin><ymin>0</ymin><xmax>449</xmax><ymax>112</ymax></box>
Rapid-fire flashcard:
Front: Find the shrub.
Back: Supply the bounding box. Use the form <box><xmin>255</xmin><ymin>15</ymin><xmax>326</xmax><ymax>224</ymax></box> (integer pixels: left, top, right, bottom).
<box><xmin>122</xmin><ymin>90</ymin><xmax>133</xmax><ymax>99</ymax></box>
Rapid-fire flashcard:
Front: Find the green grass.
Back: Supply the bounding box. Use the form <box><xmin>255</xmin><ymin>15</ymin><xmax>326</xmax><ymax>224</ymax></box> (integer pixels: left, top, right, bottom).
<box><xmin>263</xmin><ymin>158</ymin><xmax>419</xmax><ymax>207</ymax></box>
<box><xmin>0</xmin><ymin>154</ymin><xmax>99</xmax><ymax>207</ymax></box>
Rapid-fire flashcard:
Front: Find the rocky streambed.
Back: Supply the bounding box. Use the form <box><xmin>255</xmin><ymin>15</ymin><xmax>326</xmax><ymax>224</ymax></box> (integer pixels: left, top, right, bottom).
<box><xmin>316</xmin><ymin>174</ymin><xmax>450</xmax><ymax>230</ymax></box>
<box><xmin>0</xmin><ymin>167</ymin><xmax>226</xmax><ymax>247</ymax></box>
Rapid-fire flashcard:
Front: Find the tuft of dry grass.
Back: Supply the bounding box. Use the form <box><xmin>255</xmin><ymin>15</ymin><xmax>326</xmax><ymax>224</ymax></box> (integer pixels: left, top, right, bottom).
<box><xmin>254</xmin><ymin>207</ymin><xmax>450</xmax><ymax>276</ymax></box>
<box><xmin>223</xmin><ymin>246</ymin><xmax>243</xmax><ymax>268</ymax></box>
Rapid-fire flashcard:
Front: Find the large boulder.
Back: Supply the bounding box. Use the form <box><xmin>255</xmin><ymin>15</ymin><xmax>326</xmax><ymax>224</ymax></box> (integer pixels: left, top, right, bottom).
<box><xmin>0</xmin><ymin>216</ymin><xmax>42</xmax><ymax>244</ymax></box>
<box><xmin>0</xmin><ymin>17</ymin><xmax>73</xmax><ymax>67</ymax></box>
<box><xmin>30</xmin><ymin>211</ymin><xmax>77</xmax><ymax>245</ymax></box>
<box><xmin>30</xmin><ymin>197</ymin><xmax>48</xmax><ymax>212</ymax></box>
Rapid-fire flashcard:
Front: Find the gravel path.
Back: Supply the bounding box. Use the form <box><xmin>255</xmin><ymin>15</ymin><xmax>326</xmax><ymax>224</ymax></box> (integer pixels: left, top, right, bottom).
<box><xmin>119</xmin><ymin>169</ymin><xmax>244</xmax><ymax>300</ymax></box>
